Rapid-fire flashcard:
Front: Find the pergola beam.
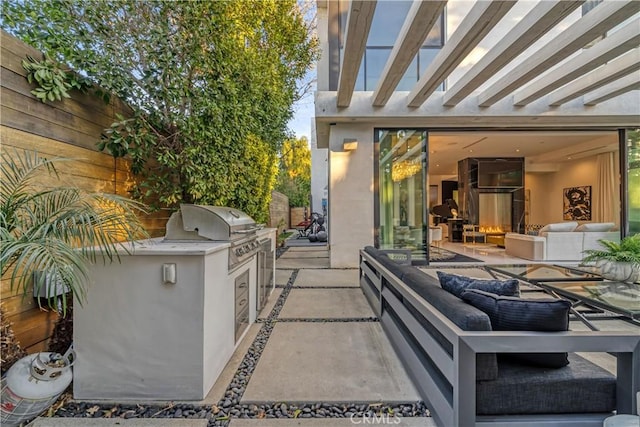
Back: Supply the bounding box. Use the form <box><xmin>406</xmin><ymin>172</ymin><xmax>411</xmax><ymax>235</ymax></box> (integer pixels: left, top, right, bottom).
<box><xmin>478</xmin><ymin>0</ymin><xmax>640</xmax><ymax>107</ymax></box>
<box><xmin>514</xmin><ymin>18</ymin><xmax>640</xmax><ymax>106</ymax></box>
<box><xmin>372</xmin><ymin>0</ymin><xmax>447</xmax><ymax>107</ymax></box>
<box><xmin>407</xmin><ymin>1</ymin><xmax>516</xmax><ymax>108</ymax></box>
<box><xmin>442</xmin><ymin>0</ymin><xmax>583</xmax><ymax>107</ymax></box>
<box><xmin>549</xmin><ymin>48</ymin><xmax>640</xmax><ymax>106</ymax></box>
<box><xmin>584</xmin><ymin>74</ymin><xmax>640</xmax><ymax>105</ymax></box>
<box><xmin>336</xmin><ymin>0</ymin><xmax>377</xmax><ymax>108</ymax></box>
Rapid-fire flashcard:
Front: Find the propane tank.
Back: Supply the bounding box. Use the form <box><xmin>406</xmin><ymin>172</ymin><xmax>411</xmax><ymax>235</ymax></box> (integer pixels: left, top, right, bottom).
<box><xmin>1</xmin><ymin>347</ymin><xmax>75</xmax><ymax>427</ymax></box>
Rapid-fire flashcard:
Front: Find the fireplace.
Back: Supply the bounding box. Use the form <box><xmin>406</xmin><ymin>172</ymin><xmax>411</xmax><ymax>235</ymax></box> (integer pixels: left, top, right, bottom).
<box><xmin>479</xmin><ymin>193</ymin><xmax>512</xmax><ymax>233</ymax></box>
<box><xmin>479</xmin><ymin>226</ymin><xmax>507</xmax><ymax>247</ymax></box>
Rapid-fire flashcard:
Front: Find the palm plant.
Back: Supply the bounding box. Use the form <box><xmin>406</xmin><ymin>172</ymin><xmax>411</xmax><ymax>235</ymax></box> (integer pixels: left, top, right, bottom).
<box><xmin>1</xmin><ymin>149</ymin><xmax>148</xmax><ymax>313</ymax></box>
<box><xmin>582</xmin><ymin>234</ymin><xmax>640</xmax><ymax>266</ymax></box>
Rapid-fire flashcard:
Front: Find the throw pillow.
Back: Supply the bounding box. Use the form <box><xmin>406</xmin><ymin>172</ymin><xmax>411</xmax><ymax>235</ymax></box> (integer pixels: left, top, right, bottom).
<box><xmin>538</xmin><ymin>221</ymin><xmax>578</xmax><ymax>233</ymax></box>
<box><xmin>437</xmin><ymin>271</ymin><xmax>520</xmax><ymax>298</ymax></box>
<box><xmin>575</xmin><ymin>222</ymin><xmax>615</xmax><ymax>232</ymax></box>
<box><xmin>460</xmin><ymin>289</ymin><xmax>571</xmax><ymax>368</ymax></box>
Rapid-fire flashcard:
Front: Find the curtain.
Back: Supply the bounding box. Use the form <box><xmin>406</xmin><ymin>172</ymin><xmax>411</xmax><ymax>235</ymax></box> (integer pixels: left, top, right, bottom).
<box><xmin>595</xmin><ymin>152</ymin><xmax>617</xmax><ymax>224</ymax></box>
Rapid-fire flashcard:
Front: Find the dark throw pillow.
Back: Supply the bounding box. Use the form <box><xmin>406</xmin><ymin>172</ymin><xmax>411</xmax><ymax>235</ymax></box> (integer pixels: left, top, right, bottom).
<box><xmin>460</xmin><ymin>289</ymin><xmax>571</xmax><ymax>368</ymax></box>
<box><xmin>437</xmin><ymin>271</ymin><xmax>520</xmax><ymax>299</ymax></box>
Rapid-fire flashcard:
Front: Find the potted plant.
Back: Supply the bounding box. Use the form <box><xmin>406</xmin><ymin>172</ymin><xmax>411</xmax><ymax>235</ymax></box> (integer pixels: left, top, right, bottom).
<box><xmin>582</xmin><ymin>234</ymin><xmax>640</xmax><ymax>284</ymax></box>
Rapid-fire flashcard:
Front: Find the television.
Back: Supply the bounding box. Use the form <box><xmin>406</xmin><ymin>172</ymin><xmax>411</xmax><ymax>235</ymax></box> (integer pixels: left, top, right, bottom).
<box><xmin>477</xmin><ymin>160</ymin><xmax>523</xmax><ymax>188</ymax></box>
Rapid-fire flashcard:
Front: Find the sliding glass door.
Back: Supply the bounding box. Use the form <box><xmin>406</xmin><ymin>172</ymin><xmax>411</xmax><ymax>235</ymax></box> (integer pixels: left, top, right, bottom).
<box><xmin>623</xmin><ymin>129</ymin><xmax>640</xmax><ymax>236</ymax></box>
<box><xmin>375</xmin><ymin>129</ymin><xmax>428</xmax><ymax>262</ymax></box>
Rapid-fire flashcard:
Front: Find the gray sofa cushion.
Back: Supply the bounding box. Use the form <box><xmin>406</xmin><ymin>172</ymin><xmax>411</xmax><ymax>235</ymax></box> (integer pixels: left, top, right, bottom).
<box><xmin>364</xmin><ymin>246</ymin><xmax>406</xmax><ymax>279</ymax></box>
<box><xmin>477</xmin><ymin>353</ymin><xmax>616</xmax><ymax>415</ymax></box>
<box><xmin>461</xmin><ymin>289</ymin><xmax>571</xmax><ymax>368</ymax></box>
<box><xmin>402</xmin><ymin>269</ymin><xmax>498</xmax><ymax>381</ymax></box>
<box><xmin>437</xmin><ymin>271</ymin><xmax>520</xmax><ymax>298</ymax></box>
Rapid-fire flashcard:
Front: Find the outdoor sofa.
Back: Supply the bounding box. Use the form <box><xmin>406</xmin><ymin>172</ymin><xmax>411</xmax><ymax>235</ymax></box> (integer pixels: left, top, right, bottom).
<box><xmin>359</xmin><ymin>246</ymin><xmax>640</xmax><ymax>427</ymax></box>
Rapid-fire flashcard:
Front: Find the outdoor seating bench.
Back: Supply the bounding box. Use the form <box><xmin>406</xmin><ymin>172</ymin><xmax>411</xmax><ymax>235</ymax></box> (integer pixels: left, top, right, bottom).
<box><xmin>359</xmin><ymin>246</ymin><xmax>640</xmax><ymax>427</ymax></box>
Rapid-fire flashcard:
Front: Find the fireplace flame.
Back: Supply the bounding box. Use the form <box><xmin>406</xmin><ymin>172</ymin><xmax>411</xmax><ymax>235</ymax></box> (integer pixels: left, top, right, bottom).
<box><xmin>479</xmin><ymin>225</ymin><xmax>504</xmax><ymax>233</ymax></box>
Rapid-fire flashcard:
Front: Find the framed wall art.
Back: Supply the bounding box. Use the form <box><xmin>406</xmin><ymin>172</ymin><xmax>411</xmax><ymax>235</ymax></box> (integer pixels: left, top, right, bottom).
<box><xmin>563</xmin><ymin>186</ymin><xmax>591</xmax><ymax>221</ymax></box>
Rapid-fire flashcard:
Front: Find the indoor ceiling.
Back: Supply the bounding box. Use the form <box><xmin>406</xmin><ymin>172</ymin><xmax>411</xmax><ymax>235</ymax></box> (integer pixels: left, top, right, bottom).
<box><xmin>428</xmin><ymin>130</ymin><xmax>619</xmax><ymax>176</ymax></box>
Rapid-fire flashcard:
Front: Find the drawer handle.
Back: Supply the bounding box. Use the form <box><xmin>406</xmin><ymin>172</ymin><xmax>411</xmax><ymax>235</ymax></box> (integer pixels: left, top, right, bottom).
<box><xmin>238</xmin><ymin>298</ymin><xmax>247</xmax><ymax>307</ymax></box>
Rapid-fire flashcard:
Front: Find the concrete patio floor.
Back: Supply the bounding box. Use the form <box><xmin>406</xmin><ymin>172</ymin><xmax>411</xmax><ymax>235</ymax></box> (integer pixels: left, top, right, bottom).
<box><xmin>279</xmin><ymin>288</ymin><xmax>373</xmax><ymax>319</ymax></box>
<box><xmin>278</xmin><ymin>250</ymin><xmax>329</xmax><ymax>259</ymax></box>
<box><xmin>294</xmin><ymin>268</ymin><xmax>359</xmax><ymax>287</ymax></box>
<box><xmin>275</xmin><ymin>257</ymin><xmax>330</xmax><ymax>269</ymax></box>
<box><xmin>275</xmin><ymin>269</ymin><xmax>293</xmax><ymax>285</ymax></box>
<box><xmin>241</xmin><ymin>322</ymin><xmax>419</xmax><ymax>403</ymax></box>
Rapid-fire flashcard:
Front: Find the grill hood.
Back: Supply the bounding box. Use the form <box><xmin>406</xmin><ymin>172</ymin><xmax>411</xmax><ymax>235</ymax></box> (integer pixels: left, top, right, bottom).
<box><xmin>164</xmin><ymin>204</ymin><xmax>261</xmax><ymax>242</ymax></box>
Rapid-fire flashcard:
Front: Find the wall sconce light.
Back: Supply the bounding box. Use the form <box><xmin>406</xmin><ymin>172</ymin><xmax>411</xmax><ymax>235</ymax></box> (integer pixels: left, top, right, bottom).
<box><xmin>343</xmin><ymin>138</ymin><xmax>358</xmax><ymax>151</ymax></box>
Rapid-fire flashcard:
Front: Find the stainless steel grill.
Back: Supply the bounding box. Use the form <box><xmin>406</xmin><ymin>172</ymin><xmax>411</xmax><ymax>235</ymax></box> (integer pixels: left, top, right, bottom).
<box><xmin>164</xmin><ymin>204</ymin><xmax>263</xmax><ymax>270</ymax></box>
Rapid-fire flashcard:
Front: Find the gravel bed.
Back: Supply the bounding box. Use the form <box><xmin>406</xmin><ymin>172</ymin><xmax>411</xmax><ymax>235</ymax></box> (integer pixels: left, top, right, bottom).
<box><xmin>50</xmin><ymin>267</ymin><xmax>430</xmax><ymax>426</ymax></box>
<box><xmin>275</xmin><ymin>246</ymin><xmax>288</xmax><ymax>259</ymax></box>
<box><xmin>54</xmin><ymin>400</ymin><xmax>429</xmax><ymax>426</ymax></box>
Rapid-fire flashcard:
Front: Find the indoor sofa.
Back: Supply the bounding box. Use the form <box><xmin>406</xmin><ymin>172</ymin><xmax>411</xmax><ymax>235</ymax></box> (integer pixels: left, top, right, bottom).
<box><xmin>359</xmin><ymin>246</ymin><xmax>639</xmax><ymax>427</ymax></box>
<box><xmin>504</xmin><ymin>222</ymin><xmax>620</xmax><ymax>261</ymax></box>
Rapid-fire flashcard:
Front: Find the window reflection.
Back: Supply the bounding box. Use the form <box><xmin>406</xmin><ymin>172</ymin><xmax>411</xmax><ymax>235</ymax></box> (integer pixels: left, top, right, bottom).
<box><xmin>339</xmin><ymin>0</ymin><xmax>444</xmax><ymax>91</ymax></box>
<box><xmin>365</xmin><ymin>49</ymin><xmax>391</xmax><ymax>91</ymax></box>
<box><xmin>377</xmin><ymin>129</ymin><xmax>428</xmax><ymax>261</ymax></box>
<box><xmin>628</xmin><ymin>129</ymin><xmax>640</xmax><ymax>235</ymax></box>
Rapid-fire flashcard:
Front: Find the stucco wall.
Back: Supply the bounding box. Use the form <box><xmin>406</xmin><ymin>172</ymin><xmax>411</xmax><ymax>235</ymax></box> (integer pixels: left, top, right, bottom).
<box><xmin>329</xmin><ymin>124</ymin><xmax>375</xmax><ymax>268</ymax></box>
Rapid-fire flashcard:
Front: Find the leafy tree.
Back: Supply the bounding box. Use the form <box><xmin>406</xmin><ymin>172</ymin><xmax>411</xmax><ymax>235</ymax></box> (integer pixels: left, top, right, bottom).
<box><xmin>2</xmin><ymin>0</ymin><xmax>318</xmax><ymax>223</ymax></box>
<box><xmin>275</xmin><ymin>137</ymin><xmax>311</xmax><ymax>207</ymax></box>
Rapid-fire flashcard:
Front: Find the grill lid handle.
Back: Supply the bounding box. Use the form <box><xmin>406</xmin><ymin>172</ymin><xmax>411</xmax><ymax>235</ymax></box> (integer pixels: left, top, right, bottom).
<box><xmin>233</xmin><ymin>225</ymin><xmax>264</xmax><ymax>234</ymax></box>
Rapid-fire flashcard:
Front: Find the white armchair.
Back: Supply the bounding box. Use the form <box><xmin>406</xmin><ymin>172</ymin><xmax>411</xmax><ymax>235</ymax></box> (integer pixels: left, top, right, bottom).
<box><xmin>429</xmin><ymin>226</ymin><xmax>443</xmax><ymax>247</ymax></box>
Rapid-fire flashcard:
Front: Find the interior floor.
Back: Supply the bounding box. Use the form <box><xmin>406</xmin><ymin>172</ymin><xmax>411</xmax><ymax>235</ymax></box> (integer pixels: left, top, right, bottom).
<box><xmin>430</xmin><ymin>240</ymin><xmax>583</xmax><ymax>266</ymax></box>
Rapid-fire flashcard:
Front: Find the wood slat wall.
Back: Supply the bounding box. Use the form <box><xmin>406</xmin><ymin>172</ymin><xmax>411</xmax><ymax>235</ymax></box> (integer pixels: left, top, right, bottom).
<box><xmin>269</xmin><ymin>191</ymin><xmax>290</xmax><ymax>231</ymax></box>
<box><xmin>1</xmin><ymin>30</ymin><xmax>169</xmax><ymax>353</ymax></box>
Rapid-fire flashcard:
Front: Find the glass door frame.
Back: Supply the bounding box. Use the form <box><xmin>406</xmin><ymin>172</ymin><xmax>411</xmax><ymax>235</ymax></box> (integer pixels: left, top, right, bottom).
<box><xmin>373</xmin><ymin>128</ymin><xmax>429</xmax><ymax>264</ymax></box>
<box><xmin>620</xmin><ymin>128</ymin><xmax>638</xmax><ymax>237</ymax></box>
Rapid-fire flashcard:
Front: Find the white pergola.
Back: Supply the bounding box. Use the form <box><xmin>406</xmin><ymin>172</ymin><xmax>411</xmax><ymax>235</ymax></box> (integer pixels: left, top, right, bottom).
<box><xmin>316</xmin><ymin>0</ymin><xmax>640</xmax><ymax>148</ymax></box>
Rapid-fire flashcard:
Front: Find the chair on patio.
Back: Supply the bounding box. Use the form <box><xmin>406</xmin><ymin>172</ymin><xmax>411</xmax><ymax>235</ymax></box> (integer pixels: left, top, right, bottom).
<box><xmin>463</xmin><ymin>224</ymin><xmax>486</xmax><ymax>244</ymax></box>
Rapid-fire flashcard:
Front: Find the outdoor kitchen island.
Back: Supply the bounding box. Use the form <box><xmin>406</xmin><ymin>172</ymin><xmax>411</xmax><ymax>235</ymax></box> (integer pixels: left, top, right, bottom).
<box><xmin>74</xmin><ymin>205</ymin><xmax>276</xmax><ymax>401</ymax></box>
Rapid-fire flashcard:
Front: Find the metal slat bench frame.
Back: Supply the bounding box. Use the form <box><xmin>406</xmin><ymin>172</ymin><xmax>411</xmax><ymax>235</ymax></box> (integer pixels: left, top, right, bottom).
<box><xmin>359</xmin><ymin>250</ymin><xmax>640</xmax><ymax>427</ymax></box>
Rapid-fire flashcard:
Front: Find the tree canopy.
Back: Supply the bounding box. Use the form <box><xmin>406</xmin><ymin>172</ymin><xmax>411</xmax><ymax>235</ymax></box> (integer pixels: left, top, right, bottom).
<box><xmin>275</xmin><ymin>136</ymin><xmax>311</xmax><ymax>207</ymax></box>
<box><xmin>2</xmin><ymin>0</ymin><xmax>318</xmax><ymax>223</ymax></box>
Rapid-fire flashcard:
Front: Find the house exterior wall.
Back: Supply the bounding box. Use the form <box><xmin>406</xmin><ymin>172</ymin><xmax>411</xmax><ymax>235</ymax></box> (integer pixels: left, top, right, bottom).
<box><xmin>328</xmin><ymin>123</ymin><xmax>375</xmax><ymax>268</ymax></box>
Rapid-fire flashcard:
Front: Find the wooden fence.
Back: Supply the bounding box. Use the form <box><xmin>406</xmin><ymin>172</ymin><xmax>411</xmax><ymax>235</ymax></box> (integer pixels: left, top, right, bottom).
<box><xmin>0</xmin><ymin>30</ymin><xmax>168</xmax><ymax>353</ymax></box>
<box><xmin>269</xmin><ymin>191</ymin><xmax>289</xmax><ymax>232</ymax></box>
